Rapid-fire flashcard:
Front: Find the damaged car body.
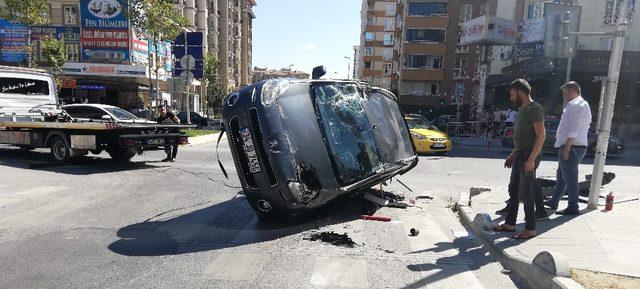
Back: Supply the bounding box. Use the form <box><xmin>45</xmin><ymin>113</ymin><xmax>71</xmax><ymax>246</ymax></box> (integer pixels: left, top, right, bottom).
<box><xmin>222</xmin><ymin>78</ymin><xmax>418</xmax><ymax>219</ymax></box>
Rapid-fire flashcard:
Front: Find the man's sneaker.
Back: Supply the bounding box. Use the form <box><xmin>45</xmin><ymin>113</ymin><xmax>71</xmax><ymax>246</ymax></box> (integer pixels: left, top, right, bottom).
<box><xmin>495</xmin><ymin>207</ymin><xmax>508</xmax><ymax>215</ymax></box>
<box><xmin>544</xmin><ymin>200</ymin><xmax>558</xmax><ymax>211</ymax></box>
<box><xmin>161</xmin><ymin>157</ymin><xmax>171</xmax><ymax>162</ymax></box>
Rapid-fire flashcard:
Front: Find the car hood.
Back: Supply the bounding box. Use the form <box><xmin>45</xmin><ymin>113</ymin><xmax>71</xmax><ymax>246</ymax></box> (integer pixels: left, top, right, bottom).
<box><xmin>117</xmin><ymin>119</ymin><xmax>157</xmax><ymax>124</ymax></box>
<box><xmin>411</xmin><ymin>128</ymin><xmax>448</xmax><ymax>138</ymax></box>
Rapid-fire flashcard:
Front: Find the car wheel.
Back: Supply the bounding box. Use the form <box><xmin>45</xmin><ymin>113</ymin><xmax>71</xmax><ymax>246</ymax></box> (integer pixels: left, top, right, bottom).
<box><xmin>50</xmin><ymin>136</ymin><xmax>70</xmax><ymax>163</ymax></box>
<box><xmin>90</xmin><ymin>149</ymin><xmax>103</xmax><ymax>155</ymax></box>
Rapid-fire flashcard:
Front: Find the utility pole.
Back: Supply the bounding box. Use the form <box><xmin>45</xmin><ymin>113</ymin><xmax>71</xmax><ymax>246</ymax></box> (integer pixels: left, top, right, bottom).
<box><xmin>588</xmin><ymin>0</ymin><xmax>630</xmax><ymax>209</ymax></box>
<box><xmin>562</xmin><ymin>11</ymin><xmax>574</xmax><ymax>83</ymax></box>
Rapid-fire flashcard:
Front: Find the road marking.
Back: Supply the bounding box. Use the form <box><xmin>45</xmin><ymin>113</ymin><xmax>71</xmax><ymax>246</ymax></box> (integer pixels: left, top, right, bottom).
<box><xmin>310</xmin><ymin>257</ymin><xmax>368</xmax><ymax>288</ymax></box>
<box><xmin>203</xmin><ymin>252</ymin><xmax>267</xmax><ymax>281</ymax></box>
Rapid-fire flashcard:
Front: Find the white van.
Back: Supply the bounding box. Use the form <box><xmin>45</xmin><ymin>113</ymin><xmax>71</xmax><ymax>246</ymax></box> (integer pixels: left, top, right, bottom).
<box><xmin>0</xmin><ymin>65</ymin><xmax>58</xmax><ymax>115</ymax></box>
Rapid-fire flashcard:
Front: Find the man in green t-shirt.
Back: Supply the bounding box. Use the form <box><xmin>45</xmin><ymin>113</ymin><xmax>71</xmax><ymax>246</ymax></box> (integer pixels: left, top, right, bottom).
<box><xmin>493</xmin><ymin>79</ymin><xmax>546</xmax><ymax>239</ymax></box>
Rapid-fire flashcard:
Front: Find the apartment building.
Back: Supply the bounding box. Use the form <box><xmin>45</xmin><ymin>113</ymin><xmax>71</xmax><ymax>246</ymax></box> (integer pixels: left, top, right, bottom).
<box><xmin>358</xmin><ymin>0</ymin><xmax>404</xmax><ymax>91</ymax></box>
<box><xmin>358</xmin><ymin>0</ymin><xmax>481</xmax><ymax>111</ymax></box>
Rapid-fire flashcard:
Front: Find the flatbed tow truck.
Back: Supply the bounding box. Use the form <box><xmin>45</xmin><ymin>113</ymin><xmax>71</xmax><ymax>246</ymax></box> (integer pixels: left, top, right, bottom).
<box><xmin>0</xmin><ymin>66</ymin><xmax>192</xmax><ymax>162</ymax></box>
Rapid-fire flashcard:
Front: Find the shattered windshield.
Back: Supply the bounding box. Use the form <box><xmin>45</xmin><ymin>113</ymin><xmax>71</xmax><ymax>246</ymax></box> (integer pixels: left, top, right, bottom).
<box><xmin>313</xmin><ymin>83</ymin><xmax>382</xmax><ymax>186</ymax></box>
<box><xmin>104</xmin><ymin>107</ymin><xmax>137</xmax><ymax>120</ymax></box>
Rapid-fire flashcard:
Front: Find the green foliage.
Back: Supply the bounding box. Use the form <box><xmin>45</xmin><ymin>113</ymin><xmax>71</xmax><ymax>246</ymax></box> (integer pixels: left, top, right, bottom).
<box><xmin>204</xmin><ymin>53</ymin><xmax>225</xmax><ymax>112</ymax></box>
<box><xmin>5</xmin><ymin>0</ymin><xmax>51</xmax><ymax>26</ymax></box>
<box><xmin>129</xmin><ymin>0</ymin><xmax>188</xmax><ymax>43</ymax></box>
<box><xmin>40</xmin><ymin>36</ymin><xmax>67</xmax><ymax>82</ymax></box>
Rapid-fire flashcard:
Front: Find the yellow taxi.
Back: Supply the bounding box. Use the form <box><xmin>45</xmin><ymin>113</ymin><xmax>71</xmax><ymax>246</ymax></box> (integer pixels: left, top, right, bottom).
<box><xmin>405</xmin><ymin>116</ymin><xmax>452</xmax><ymax>155</ymax></box>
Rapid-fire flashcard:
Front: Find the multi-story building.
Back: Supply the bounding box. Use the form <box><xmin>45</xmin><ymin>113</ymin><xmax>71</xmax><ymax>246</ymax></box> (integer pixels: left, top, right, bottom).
<box><xmin>358</xmin><ymin>0</ymin><xmax>404</xmax><ymax>92</ymax></box>
<box><xmin>353</xmin><ymin>45</ymin><xmax>361</xmax><ymax>79</ymax></box>
<box><xmin>0</xmin><ymin>0</ymin><xmax>256</xmax><ymax>114</ymax></box>
<box><xmin>483</xmin><ymin>0</ymin><xmax>640</xmax><ymax>125</ymax></box>
<box><xmin>358</xmin><ymin>0</ymin><xmax>481</xmax><ymax>112</ymax></box>
<box><xmin>252</xmin><ymin>67</ymin><xmax>309</xmax><ymax>83</ymax></box>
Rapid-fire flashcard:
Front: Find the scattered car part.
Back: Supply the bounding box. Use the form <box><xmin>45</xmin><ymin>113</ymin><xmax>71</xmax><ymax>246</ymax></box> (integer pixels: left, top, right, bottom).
<box><xmin>360</xmin><ymin>215</ymin><xmax>392</xmax><ymax>222</ymax></box>
<box><xmin>305</xmin><ymin>231</ymin><xmax>357</xmax><ymax>248</ymax></box>
<box><xmin>409</xmin><ymin>228</ymin><xmax>420</xmax><ymax>236</ymax></box>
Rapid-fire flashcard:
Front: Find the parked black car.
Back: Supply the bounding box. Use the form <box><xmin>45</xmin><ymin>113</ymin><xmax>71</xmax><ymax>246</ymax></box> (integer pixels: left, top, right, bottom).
<box><xmin>177</xmin><ymin>111</ymin><xmax>209</xmax><ymax>128</ymax></box>
<box><xmin>502</xmin><ymin>119</ymin><xmax>624</xmax><ymax>155</ymax></box>
<box><xmin>222</xmin><ymin>79</ymin><xmax>418</xmax><ymax>220</ymax></box>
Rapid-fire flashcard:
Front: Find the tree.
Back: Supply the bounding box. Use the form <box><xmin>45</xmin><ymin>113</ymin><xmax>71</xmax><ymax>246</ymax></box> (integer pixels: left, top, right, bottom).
<box><xmin>4</xmin><ymin>0</ymin><xmax>51</xmax><ymax>67</ymax></box>
<box><xmin>129</xmin><ymin>0</ymin><xmax>188</xmax><ymax>107</ymax></box>
<box><xmin>40</xmin><ymin>36</ymin><xmax>67</xmax><ymax>85</ymax></box>
<box><xmin>203</xmin><ymin>53</ymin><xmax>225</xmax><ymax>115</ymax></box>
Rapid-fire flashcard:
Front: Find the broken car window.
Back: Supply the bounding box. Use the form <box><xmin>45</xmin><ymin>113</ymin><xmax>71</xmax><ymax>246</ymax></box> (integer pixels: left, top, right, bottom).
<box><xmin>313</xmin><ymin>83</ymin><xmax>382</xmax><ymax>185</ymax></box>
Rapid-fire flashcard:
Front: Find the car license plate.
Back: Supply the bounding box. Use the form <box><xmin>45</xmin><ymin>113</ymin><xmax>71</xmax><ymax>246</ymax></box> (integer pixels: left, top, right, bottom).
<box><xmin>432</xmin><ymin>143</ymin><xmax>446</xmax><ymax>148</ymax></box>
<box><xmin>240</xmin><ymin>128</ymin><xmax>261</xmax><ymax>173</ymax></box>
<box><xmin>148</xmin><ymin>139</ymin><xmax>165</xmax><ymax>145</ymax></box>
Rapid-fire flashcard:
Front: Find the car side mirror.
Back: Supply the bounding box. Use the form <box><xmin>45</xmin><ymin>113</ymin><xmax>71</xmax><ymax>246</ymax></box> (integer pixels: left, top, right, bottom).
<box><xmin>101</xmin><ymin>115</ymin><xmax>113</xmax><ymax>120</ymax></box>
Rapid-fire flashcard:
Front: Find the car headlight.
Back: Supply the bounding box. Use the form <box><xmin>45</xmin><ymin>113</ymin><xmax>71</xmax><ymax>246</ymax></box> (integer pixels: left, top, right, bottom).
<box><xmin>411</xmin><ymin>132</ymin><xmax>426</xmax><ymax>140</ymax></box>
<box><xmin>261</xmin><ymin>79</ymin><xmax>290</xmax><ymax>105</ymax></box>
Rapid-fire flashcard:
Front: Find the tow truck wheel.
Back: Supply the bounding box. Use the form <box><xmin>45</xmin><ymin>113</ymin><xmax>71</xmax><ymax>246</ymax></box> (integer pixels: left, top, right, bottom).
<box><xmin>90</xmin><ymin>149</ymin><xmax>103</xmax><ymax>155</ymax></box>
<box><xmin>50</xmin><ymin>136</ymin><xmax>70</xmax><ymax>162</ymax></box>
<box><xmin>107</xmin><ymin>148</ymin><xmax>136</xmax><ymax>162</ymax></box>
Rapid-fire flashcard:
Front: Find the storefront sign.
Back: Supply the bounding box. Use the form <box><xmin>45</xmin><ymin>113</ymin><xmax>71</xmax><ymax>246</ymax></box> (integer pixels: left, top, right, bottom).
<box><xmin>515</xmin><ymin>41</ymin><xmax>545</xmax><ymax>57</ymax></box>
<box><xmin>461</xmin><ymin>15</ymin><xmax>516</xmax><ymax>46</ymax></box>
<box><xmin>132</xmin><ymin>31</ymin><xmax>149</xmax><ymax>65</ymax></box>
<box><xmin>78</xmin><ymin>85</ymin><xmax>107</xmax><ymax>90</ymax></box>
<box><xmin>62</xmin><ymin>63</ymin><xmax>148</xmax><ymax>78</ymax></box>
<box><xmin>0</xmin><ymin>19</ymin><xmax>29</xmax><ymax>63</ymax></box>
<box><xmin>81</xmin><ymin>0</ymin><xmax>130</xmax><ymax>62</ymax></box>
<box><xmin>31</xmin><ymin>26</ymin><xmax>81</xmax><ymax>42</ymax></box>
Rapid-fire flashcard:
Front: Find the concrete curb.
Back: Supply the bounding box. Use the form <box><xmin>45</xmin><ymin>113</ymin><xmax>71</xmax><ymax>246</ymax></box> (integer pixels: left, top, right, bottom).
<box><xmin>187</xmin><ymin>133</ymin><xmax>224</xmax><ymax>147</ymax></box>
<box><xmin>456</xmin><ymin>193</ymin><xmax>584</xmax><ymax>289</ymax></box>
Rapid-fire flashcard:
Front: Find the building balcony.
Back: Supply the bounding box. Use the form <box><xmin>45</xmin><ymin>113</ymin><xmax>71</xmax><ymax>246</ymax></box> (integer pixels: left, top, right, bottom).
<box><xmin>403</xmin><ymin>43</ymin><xmax>447</xmax><ymax>54</ymax></box>
<box><xmin>401</xmin><ymin>69</ymin><xmax>445</xmax><ymax>81</ymax></box>
<box><xmin>405</xmin><ymin>16</ymin><xmax>449</xmax><ymax>28</ymax></box>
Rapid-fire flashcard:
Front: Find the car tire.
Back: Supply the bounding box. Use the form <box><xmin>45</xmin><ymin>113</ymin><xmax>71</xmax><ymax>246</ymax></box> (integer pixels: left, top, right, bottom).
<box><xmin>90</xmin><ymin>149</ymin><xmax>103</xmax><ymax>155</ymax></box>
<box><xmin>107</xmin><ymin>147</ymin><xmax>136</xmax><ymax>162</ymax></box>
<box><xmin>50</xmin><ymin>136</ymin><xmax>71</xmax><ymax>163</ymax></box>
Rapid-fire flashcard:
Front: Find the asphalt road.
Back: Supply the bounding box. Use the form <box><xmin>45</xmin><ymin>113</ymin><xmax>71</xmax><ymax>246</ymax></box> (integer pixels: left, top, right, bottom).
<box><xmin>7</xmin><ymin>140</ymin><xmax>636</xmax><ymax>289</ymax></box>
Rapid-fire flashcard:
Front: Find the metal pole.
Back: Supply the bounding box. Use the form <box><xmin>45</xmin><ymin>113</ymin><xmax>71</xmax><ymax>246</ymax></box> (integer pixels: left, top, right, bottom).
<box><xmin>565</xmin><ymin>55</ymin><xmax>573</xmax><ymax>83</ymax></box>
<box><xmin>185</xmin><ymin>31</ymin><xmax>191</xmax><ymax>125</ymax></box>
<box><xmin>588</xmin><ymin>0</ymin><xmax>629</xmax><ymax>209</ymax></box>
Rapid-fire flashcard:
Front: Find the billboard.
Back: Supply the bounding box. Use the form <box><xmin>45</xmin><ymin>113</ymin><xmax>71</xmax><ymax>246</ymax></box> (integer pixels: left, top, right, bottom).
<box><xmin>544</xmin><ymin>3</ymin><xmax>581</xmax><ymax>58</ymax></box>
<box><xmin>460</xmin><ymin>15</ymin><xmax>517</xmax><ymax>46</ymax></box>
<box><xmin>31</xmin><ymin>26</ymin><xmax>81</xmax><ymax>42</ymax></box>
<box><xmin>62</xmin><ymin>62</ymin><xmax>148</xmax><ymax>77</ymax></box>
<box><xmin>522</xmin><ymin>18</ymin><xmax>545</xmax><ymax>43</ymax></box>
<box><xmin>80</xmin><ymin>0</ymin><xmax>130</xmax><ymax>62</ymax></box>
<box><xmin>0</xmin><ymin>19</ymin><xmax>29</xmax><ymax>63</ymax></box>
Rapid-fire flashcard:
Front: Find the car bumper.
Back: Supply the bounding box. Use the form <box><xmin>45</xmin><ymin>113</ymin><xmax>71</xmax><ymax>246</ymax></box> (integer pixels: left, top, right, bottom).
<box><xmin>413</xmin><ymin>139</ymin><xmax>452</xmax><ymax>153</ymax></box>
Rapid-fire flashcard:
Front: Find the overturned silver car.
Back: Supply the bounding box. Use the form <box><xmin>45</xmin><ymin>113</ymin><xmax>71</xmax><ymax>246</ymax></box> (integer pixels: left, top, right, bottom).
<box><xmin>222</xmin><ymin>78</ymin><xmax>418</xmax><ymax>220</ymax></box>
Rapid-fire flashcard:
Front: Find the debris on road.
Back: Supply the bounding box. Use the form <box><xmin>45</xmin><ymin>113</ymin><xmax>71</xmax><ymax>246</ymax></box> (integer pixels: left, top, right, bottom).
<box><xmin>305</xmin><ymin>231</ymin><xmax>357</xmax><ymax>248</ymax></box>
<box><xmin>470</xmin><ymin>187</ymin><xmax>491</xmax><ymax>196</ymax></box>
<box><xmin>415</xmin><ymin>195</ymin><xmax>434</xmax><ymax>200</ymax></box>
<box><xmin>386</xmin><ymin>202</ymin><xmax>408</xmax><ymax>209</ymax></box>
<box><xmin>364</xmin><ymin>192</ymin><xmax>389</xmax><ymax>206</ymax></box>
<box><xmin>360</xmin><ymin>215</ymin><xmax>392</xmax><ymax>222</ymax></box>
<box><xmin>363</xmin><ymin>189</ymin><xmax>409</xmax><ymax>209</ymax></box>
<box><xmin>537</xmin><ymin>172</ymin><xmax>616</xmax><ymax>197</ymax></box>
<box><xmin>409</xmin><ymin>228</ymin><xmax>420</xmax><ymax>236</ymax></box>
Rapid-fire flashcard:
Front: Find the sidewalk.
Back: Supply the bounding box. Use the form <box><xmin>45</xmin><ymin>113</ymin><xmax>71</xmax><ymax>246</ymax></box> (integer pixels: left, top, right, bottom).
<box><xmin>457</xmin><ymin>187</ymin><xmax>640</xmax><ymax>288</ymax></box>
<box><xmin>187</xmin><ymin>132</ymin><xmax>223</xmax><ymax>146</ymax></box>
<box><xmin>452</xmin><ymin>136</ymin><xmax>505</xmax><ymax>148</ymax></box>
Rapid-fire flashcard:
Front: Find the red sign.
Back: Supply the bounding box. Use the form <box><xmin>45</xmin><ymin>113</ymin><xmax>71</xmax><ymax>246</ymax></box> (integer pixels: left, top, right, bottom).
<box><xmin>81</xmin><ymin>28</ymin><xmax>129</xmax><ymax>49</ymax></box>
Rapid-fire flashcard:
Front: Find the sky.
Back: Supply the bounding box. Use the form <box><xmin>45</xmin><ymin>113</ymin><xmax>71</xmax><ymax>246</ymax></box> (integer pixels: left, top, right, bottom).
<box><xmin>252</xmin><ymin>0</ymin><xmax>362</xmax><ymax>79</ymax></box>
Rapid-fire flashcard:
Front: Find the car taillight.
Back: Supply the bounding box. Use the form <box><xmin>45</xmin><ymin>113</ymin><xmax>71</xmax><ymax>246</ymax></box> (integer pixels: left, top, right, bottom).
<box><xmin>505</xmin><ymin>130</ymin><xmax>513</xmax><ymax>136</ymax></box>
<box><xmin>178</xmin><ymin>136</ymin><xmax>189</xmax><ymax>145</ymax></box>
<box><xmin>124</xmin><ymin>139</ymin><xmax>136</xmax><ymax>146</ymax></box>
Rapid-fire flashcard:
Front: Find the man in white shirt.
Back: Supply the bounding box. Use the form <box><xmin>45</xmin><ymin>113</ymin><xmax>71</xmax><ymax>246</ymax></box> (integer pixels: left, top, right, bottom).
<box><xmin>505</xmin><ymin>108</ymin><xmax>517</xmax><ymax>126</ymax></box>
<box><xmin>546</xmin><ymin>81</ymin><xmax>592</xmax><ymax>215</ymax></box>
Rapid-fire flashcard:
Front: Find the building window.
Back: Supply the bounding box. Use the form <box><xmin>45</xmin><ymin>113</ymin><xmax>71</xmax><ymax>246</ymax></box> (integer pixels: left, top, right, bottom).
<box><xmin>364</xmin><ymin>47</ymin><xmax>374</xmax><ymax>56</ymax></box>
<box><xmin>457</xmin><ymin>32</ymin><xmax>469</xmax><ymax>52</ymax></box>
<box><xmin>386</xmin><ymin>2</ymin><xmax>396</xmax><ymax>16</ymax></box>
<box><xmin>404</xmin><ymin>54</ymin><xmax>443</xmax><ymax>70</ymax></box>
<box><xmin>365</xmin><ymin>32</ymin><xmax>374</xmax><ymax>41</ymax></box>
<box><xmin>66</xmin><ymin>43</ymin><xmax>80</xmax><ymax>62</ymax></box>
<box><xmin>383</xmin><ymin>33</ymin><xmax>394</xmax><ymax>45</ymax></box>
<box><xmin>384</xmin><ymin>18</ymin><xmax>395</xmax><ymax>31</ymax></box>
<box><xmin>364</xmin><ymin>61</ymin><xmax>371</xmax><ymax>69</ymax></box>
<box><xmin>405</xmin><ymin>29</ymin><xmax>445</xmax><ymax>43</ymax></box>
<box><xmin>460</xmin><ymin>4</ymin><xmax>473</xmax><ymax>23</ymax></box>
<box><xmin>383</xmin><ymin>63</ymin><xmax>393</xmax><ymax>75</ymax></box>
<box><xmin>454</xmin><ymin>57</ymin><xmax>468</xmax><ymax>78</ymax></box>
<box><xmin>403</xmin><ymin>81</ymin><xmax>440</xmax><ymax>96</ymax></box>
<box><xmin>408</xmin><ymin>2</ymin><xmax>448</xmax><ymax>17</ymax></box>
<box><xmin>367</xmin><ymin>16</ymin><xmax>374</xmax><ymax>26</ymax></box>
<box><xmin>382</xmin><ymin>48</ymin><xmax>392</xmax><ymax>61</ymax></box>
<box><xmin>63</xmin><ymin>5</ymin><xmax>78</xmax><ymax>25</ymax></box>
<box><xmin>604</xmin><ymin>0</ymin><xmax>633</xmax><ymax>25</ymax></box>
<box><xmin>527</xmin><ymin>2</ymin><xmax>544</xmax><ymax>20</ymax></box>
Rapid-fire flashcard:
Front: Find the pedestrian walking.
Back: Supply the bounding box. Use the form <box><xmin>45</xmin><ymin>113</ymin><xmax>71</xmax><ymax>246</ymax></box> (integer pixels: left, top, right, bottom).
<box><xmin>157</xmin><ymin>105</ymin><xmax>180</xmax><ymax>162</ymax></box>
<box><xmin>505</xmin><ymin>107</ymin><xmax>517</xmax><ymax>126</ymax></box>
<box><xmin>546</xmin><ymin>81</ymin><xmax>592</xmax><ymax>215</ymax></box>
<box><xmin>493</xmin><ymin>79</ymin><xmax>546</xmax><ymax>239</ymax></box>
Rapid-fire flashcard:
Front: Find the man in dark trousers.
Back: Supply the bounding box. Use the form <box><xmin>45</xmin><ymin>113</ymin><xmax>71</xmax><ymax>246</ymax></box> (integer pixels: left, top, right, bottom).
<box><xmin>157</xmin><ymin>105</ymin><xmax>180</xmax><ymax>162</ymax></box>
<box><xmin>493</xmin><ymin>79</ymin><xmax>546</xmax><ymax>239</ymax></box>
